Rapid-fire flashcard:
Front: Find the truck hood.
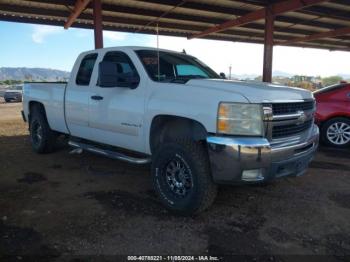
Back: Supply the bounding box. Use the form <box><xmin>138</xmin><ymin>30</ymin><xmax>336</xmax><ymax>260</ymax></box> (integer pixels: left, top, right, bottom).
<box><xmin>186</xmin><ymin>79</ymin><xmax>313</xmax><ymax>103</ymax></box>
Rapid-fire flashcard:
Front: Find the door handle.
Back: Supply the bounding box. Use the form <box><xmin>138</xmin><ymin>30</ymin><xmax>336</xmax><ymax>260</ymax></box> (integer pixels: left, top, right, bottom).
<box><xmin>91</xmin><ymin>95</ymin><xmax>103</xmax><ymax>101</ymax></box>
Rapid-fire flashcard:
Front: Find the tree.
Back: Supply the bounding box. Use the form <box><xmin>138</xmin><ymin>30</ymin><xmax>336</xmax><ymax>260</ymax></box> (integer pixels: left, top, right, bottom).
<box><xmin>322</xmin><ymin>76</ymin><xmax>343</xmax><ymax>87</ymax></box>
<box><xmin>1</xmin><ymin>79</ymin><xmax>23</xmax><ymax>85</ymax></box>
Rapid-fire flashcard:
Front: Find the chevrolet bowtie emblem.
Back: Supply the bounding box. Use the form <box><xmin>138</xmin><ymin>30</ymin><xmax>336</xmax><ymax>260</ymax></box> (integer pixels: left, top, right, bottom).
<box><xmin>296</xmin><ymin>110</ymin><xmax>307</xmax><ymax>125</ymax></box>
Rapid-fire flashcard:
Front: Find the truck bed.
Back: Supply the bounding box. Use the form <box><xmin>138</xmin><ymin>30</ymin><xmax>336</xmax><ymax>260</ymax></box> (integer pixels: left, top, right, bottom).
<box><xmin>23</xmin><ymin>82</ymin><xmax>69</xmax><ymax>134</ymax></box>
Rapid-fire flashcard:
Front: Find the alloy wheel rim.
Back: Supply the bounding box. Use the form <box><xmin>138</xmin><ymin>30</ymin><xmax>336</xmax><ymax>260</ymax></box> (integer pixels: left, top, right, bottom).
<box><xmin>164</xmin><ymin>157</ymin><xmax>193</xmax><ymax>198</ymax></box>
<box><xmin>327</xmin><ymin>122</ymin><xmax>350</xmax><ymax>145</ymax></box>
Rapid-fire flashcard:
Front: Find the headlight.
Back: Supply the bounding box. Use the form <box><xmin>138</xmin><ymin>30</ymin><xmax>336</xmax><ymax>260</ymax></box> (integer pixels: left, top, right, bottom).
<box><xmin>217</xmin><ymin>102</ymin><xmax>263</xmax><ymax>136</ymax></box>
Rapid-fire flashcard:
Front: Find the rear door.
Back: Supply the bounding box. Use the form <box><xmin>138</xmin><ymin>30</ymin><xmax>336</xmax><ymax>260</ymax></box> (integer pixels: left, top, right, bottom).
<box><xmin>88</xmin><ymin>50</ymin><xmax>146</xmax><ymax>152</ymax></box>
<box><xmin>65</xmin><ymin>53</ymin><xmax>98</xmax><ymax>139</ymax></box>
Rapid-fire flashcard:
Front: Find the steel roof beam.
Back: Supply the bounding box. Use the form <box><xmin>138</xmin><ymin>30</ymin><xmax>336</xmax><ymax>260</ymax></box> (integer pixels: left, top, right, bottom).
<box><xmin>64</xmin><ymin>0</ymin><xmax>90</xmax><ymax>29</ymax></box>
<box><xmin>0</xmin><ymin>3</ymin><xmax>341</xmax><ymax>40</ymax></box>
<box><xmin>22</xmin><ymin>0</ymin><xmax>345</xmax><ymax>32</ymax></box>
<box><xmin>2</xmin><ymin>10</ymin><xmax>347</xmax><ymax>48</ymax></box>
<box><xmin>1</xmin><ymin>13</ymin><xmax>349</xmax><ymax>51</ymax></box>
<box><xmin>300</xmin><ymin>5</ymin><xmax>350</xmax><ymax>21</ymax></box>
<box><xmin>278</xmin><ymin>26</ymin><xmax>350</xmax><ymax>45</ymax></box>
<box><xmin>0</xmin><ymin>13</ymin><xmax>262</xmax><ymax>44</ymax></box>
<box><xmin>2</xmin><ymin>2</ymin><xmax>349</xmax><ymax>44</ymax></box>
<box><xmin>2</xmin><ymin>0</ymin><xmax>350</xmax><ymax>51</ymax></box>
<box><xmin>237</xmin><ymin>0</ymin><xmax>350</xmax><ymax>18</ymax></box>
<box><xmin>188</xmin><ymin>0</ymin><xmax>328</xmax><ymax>39</ymax></box>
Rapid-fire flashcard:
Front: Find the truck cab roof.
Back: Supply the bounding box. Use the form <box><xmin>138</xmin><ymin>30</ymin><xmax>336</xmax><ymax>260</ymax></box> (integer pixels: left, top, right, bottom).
<box><xmin>81</xmin><ymin>46</ymin><xmax>187</xmax><ymax>56</ymax></box>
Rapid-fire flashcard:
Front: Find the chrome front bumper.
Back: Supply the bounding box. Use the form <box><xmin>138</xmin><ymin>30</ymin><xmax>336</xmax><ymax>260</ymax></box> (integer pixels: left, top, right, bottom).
<box><xmin>206</xmin><ymin>124</ymin><xmax>319</xmax><ymax>184</ymax></box>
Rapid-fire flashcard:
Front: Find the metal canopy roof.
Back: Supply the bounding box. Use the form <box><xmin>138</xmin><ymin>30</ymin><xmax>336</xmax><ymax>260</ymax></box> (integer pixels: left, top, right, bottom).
<box><xmin>0</xmin><ymin>0</ymin><xmax>349</xmax><ymax>51</ymax></box>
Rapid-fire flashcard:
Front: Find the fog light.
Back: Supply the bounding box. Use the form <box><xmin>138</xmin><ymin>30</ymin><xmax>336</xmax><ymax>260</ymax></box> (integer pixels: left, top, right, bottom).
<box><xmin>242</xmin><ymin>169</ymin><xmax>264</xmax><ymax>182</ymax></box>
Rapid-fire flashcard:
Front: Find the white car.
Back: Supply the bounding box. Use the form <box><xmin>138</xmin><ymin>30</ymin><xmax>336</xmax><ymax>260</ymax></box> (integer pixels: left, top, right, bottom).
<box><xmin>22</xmin><ymin>46</ymin><xmax>319</xmax><ymax>215</ymax></box>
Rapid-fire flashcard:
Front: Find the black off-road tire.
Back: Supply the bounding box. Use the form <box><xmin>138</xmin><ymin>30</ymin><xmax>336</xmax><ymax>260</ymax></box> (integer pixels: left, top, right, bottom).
<box><xmin>29</xmin><ymin>105</ymin><xmax>57</xmax><ymax>154</ymax></box>
<box><xmin>4</xmin><ymin>99</ymin><xmax>10</xmax><ymax>103</ymax></box>
<box><xmin>151</xmin><ymin>139</ymin><xmax>218</xmax><ymax>216</ymax></box>
<box><xmin>321</xmin><ymin>117</ymin><xmax>350</xmax><ymax>148</ymax></box>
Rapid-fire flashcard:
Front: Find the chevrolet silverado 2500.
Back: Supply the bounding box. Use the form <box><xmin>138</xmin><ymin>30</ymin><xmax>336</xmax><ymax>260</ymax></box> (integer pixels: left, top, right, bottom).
<box><xmin>22</xmin><ymin>46</ymin><xmax>319</xmax><ymax>215</ymax></box>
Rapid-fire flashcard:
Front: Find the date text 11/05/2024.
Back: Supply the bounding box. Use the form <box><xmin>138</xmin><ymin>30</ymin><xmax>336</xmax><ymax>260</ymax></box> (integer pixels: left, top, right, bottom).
<box><xmin>127</xmin><ymin>255</ymin><xmax>220</xmax><ymax>261</ymax></box>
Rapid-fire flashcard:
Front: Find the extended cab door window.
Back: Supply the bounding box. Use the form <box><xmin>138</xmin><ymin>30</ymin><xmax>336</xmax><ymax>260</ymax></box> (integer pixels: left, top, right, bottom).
<box><xmin>102</xmin><ymin>51</ymin><xmax>140</xmax><ymax>88</ymax></box>
<box><xmin>76</xmin><ymin>53</ymin><xmax>98</xmax><ymax>85</ymax></box>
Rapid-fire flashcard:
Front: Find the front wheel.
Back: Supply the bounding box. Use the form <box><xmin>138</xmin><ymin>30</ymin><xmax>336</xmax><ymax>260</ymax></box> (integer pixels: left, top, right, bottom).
<box><xmin>321</xmin><ymin>117</ymin><xmax>350</xmax><ymax>148</ymax></box>
<box><xmin>151</xmin><ymin>140</ymin><xmax>217</xmax><ymax>215</ymax></box>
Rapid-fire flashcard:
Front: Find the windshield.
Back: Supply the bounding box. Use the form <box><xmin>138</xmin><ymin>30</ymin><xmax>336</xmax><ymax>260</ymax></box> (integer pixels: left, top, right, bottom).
<box><xmin>136</xmin><ymin>50</ymin><xmax>219</xmax><ymax>83</ymax></box>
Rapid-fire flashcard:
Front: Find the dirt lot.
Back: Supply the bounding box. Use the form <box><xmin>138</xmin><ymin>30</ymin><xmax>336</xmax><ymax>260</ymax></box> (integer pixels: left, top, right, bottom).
<box><xmin>0</xmin><ymin>100</ymin><xmax>350</xmax><ymax>260</ymax></box>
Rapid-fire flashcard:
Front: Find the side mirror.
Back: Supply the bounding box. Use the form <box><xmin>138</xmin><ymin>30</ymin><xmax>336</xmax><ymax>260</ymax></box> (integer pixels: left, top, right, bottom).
<box><xmin>98</xmin><ymin>61</ymin><xmax>140</xmax><ymax>88</ymax></box>
<box><xmin>219</xmin><ymin>72</ymin><xmax>226</xmax><ymax>79</ymax></box>
<box><xmin>98</xmin><ymin>61</ymin><xmax>119</xmax><ymax>87</ymax></box>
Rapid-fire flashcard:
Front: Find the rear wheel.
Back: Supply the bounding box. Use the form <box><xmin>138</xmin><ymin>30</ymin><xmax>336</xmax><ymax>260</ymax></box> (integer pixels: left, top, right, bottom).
<box><xmin>151</xmin><ymin>139</ymin><xmax>217</xmax><ymax>215</ymax></box>
<box><xmin>321</xmin><ymin>117</ymin><xmax>350</xmax><ymax>148</ymax></box>
<box><xmin>29</xmin><ymin>105</ymin><xmax>57</xmax><ymax>153</ymax></box>
<box><xmin>4</xmin><ymin>99</ymin><xmax>10</xmax><ymax>103</ymax></box>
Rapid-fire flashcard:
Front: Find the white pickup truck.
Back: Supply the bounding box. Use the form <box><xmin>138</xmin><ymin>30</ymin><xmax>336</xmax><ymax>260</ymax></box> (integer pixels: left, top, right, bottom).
<box><xmin>22</xmin><ymin>46</ymin><xmax>319</xmax><ymax>215</ymax></box>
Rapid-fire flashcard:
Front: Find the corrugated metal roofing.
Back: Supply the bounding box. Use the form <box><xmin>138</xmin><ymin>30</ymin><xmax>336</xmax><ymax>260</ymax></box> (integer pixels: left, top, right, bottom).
<box><xmin>0</xmin><ymin>0</ymin><xmax>349</xmax><ymax>51</ymax></box>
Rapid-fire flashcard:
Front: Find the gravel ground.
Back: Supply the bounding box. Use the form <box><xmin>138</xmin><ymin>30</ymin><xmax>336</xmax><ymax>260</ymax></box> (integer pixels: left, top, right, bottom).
<box><xmin>0</xmin><ymin>101</ymin><xmax>350</xmax><ymax>261</ymax></box>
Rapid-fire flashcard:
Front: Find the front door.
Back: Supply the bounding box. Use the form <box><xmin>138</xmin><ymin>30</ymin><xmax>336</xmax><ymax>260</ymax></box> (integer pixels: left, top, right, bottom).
<box><xmin>88</xmin><ymin>50</ymin><xmax>146</xmax><ymax>153</ymax></box>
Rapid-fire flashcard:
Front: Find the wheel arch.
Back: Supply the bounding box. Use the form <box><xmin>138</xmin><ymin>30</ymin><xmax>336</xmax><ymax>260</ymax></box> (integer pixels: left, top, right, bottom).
<box><xmin>319</xmin><ymin>114</ymin><xmax>350</xmax><ymax>128</ymax></box>
<box><xmin>149</xmin><ymin>115</ymin><xmax>208</xmax><ymax>154</ymax></box>
<box><xmin>28</xmin><ymin>101</ymin><xmax>50</xmax><ymax>127</ymax></box>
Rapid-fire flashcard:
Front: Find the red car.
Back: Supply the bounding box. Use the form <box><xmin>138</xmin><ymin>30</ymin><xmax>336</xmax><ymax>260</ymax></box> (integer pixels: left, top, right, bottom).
<box><xmin>314</xmin><ymin>82</ymin><xmax>350</xmax><ymax>148</ymax></box>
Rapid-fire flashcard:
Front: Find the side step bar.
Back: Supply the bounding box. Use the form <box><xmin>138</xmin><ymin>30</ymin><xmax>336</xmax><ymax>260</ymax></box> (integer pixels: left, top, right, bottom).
<box><xmin>68</xmin><ymin>141</ymin><xmax>151</xmax><ymax>165</ymax></box>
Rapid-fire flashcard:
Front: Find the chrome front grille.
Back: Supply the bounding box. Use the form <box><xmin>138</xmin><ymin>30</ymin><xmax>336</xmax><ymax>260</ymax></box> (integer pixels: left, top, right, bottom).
<box><xmin>264</xmin><ymin>100</ymin><xmax>315</xmax><ymax>141</ymax></box>
<box><xmin>272</xmin><ymin>101</ymin><xmax>314</xmax><ymax>115</ymax></box>
<box><xmin>272</xmin><ymin>120</ymin><xmax>313</xmax><ymax>139</ymax></box>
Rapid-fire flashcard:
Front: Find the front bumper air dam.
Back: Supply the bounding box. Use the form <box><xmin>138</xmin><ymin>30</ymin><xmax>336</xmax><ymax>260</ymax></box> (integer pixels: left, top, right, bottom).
<box><xmin>206</xmin><ymin>124</ymin><xmax>319</xmax><ymax>184</ymax></box>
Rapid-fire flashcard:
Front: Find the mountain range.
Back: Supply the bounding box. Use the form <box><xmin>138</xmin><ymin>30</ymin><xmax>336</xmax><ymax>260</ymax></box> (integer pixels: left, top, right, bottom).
<box><xmin>229</xmin><ymin>71</ymin><xmax>349</xmax><ymax>80</ymax></box>
<box><xmin>0</xmin><ymin>67</ymin><xmax>70</xmax><ymax>81</ymax></box>
<box><xmin>229</xmin><ymin>71</ymin><xmax>293</xmax><ymax>80</ymax></box>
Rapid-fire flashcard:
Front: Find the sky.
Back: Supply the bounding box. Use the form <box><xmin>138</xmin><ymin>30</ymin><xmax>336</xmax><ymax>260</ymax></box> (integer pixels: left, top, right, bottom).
<box><xmin>0</xmin><ymin>21</ymin><xmax>350</xmax><ymax>77</ymax></box>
